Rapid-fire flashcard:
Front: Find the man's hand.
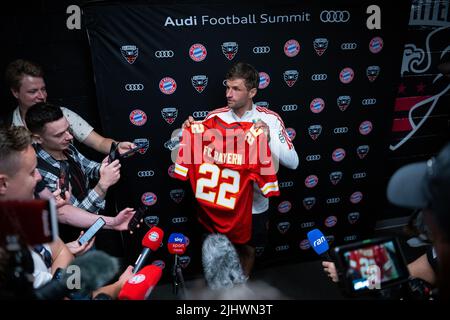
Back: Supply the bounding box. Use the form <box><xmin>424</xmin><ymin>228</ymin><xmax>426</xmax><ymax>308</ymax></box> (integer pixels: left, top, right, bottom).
<box><xmin>322</xmin><ymin>261</ymin><xmax>339</xmax><ymax>282</ymax></box>
<box><xmin>99</xmin><ymin>159</ymin><xmax>121</xmax><ymax>190</ymax></box>
<box><xmin>65</xmin><ymin>231</ymin><xmax>95</xmax><ymax>256</ymax></box>
<box><xmin>182</xmin><ymin>116</ymin><xmax>195</xmax><ymax>129</ymax></box>
<box><xmin>52</xmin><ymin>188</ymin><xmax>71</xmax><ymax>208</ymax></box>
<box><xmin>111</xmin><ymin>207</ymin><xmax>136</xmax><ymax>231</ymax></box>
<box><xmin>117</xmin><ymin>141</ymin><xmax>137</xmax><ymax>155</ymax></box>
<box><xmin>253</xmin><ymin>120</ymin><xmax>271</xmax><ymax>142</ymax></box>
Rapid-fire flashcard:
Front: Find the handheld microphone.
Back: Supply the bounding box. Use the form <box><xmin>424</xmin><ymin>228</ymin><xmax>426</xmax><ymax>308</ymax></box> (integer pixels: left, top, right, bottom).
<box><xmin>202</xmin><ymin>233</ymin><xmax>247</xmax><ymax>290</ymax></box>
<box><xmin>167</xmin><ymin>233</ymin><xmax>187</xmax><ymax>255</ymax></box>
<box><xmin>307</xmin><ymin>229</ymin><xmax>333</xmax><ymax>261</ymax></box>
<box><xmin>118</xmin><ymin>265</ymin><xmax>162</xmax><ymax>300</ymax></box>
<box><xmin>34</xmin><ymin>250</ymin><xmax>119</xmax><ymax>300</ymax></box>
<box><xmin>133</xmin><ymin>226</ymin><xmax>164</xmax><ymax>273</ymax></box>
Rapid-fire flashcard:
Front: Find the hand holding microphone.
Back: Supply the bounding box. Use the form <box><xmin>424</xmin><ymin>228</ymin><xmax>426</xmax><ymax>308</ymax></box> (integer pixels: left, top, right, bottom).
<box><xmin>118</xmin><ymin>265</ymin><xmax>162</xmax><ymax>300</ymax></box>
<box><xmin>307</xmin><ymin>228</ymin><xmax>333</xmax><ymax>261</ymax></box>
<box><xmin>133</xmin><ymin>226</ymin><xmax>164</xmax><ymax>273</ymax></box>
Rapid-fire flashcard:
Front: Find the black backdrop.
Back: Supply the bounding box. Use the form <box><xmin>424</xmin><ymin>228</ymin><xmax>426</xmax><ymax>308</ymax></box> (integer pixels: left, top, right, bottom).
<box><xmin>83</xmin><ymin>0</ymin><xmax>410</xmax><ymax>278</ymax></box>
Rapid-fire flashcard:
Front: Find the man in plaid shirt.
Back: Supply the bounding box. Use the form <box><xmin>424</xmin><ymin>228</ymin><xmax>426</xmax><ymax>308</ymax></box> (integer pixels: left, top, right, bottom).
<box><xmin>25</xmin><ymin>102</ymin><xmax>121</xmax><ymax>214</ymax></box>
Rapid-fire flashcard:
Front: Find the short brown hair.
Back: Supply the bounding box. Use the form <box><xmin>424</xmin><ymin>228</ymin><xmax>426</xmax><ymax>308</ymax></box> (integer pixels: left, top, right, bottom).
<box><xmin>226</xmin><ymin>62</ymin><xmax>259</xmax><ymax>91</ymax></box>
<box><xmin>0</xmin><ymin>126</ymin><xmax>33</xmax><ymax>175</ymax></box>
<box><xmin>4</xmin><ymin>59</ymin><xmax>44</xmax><ymax>91</ymax></box>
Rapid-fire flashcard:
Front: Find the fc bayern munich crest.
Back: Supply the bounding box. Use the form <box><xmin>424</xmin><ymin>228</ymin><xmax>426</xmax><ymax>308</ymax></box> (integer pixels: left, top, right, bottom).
<box><xmin>168</xmin><ymin>164</ymin><xmax>176</xmax><ymax>178</ymax></box>
<box><xmin>305</xmin><ymin>175</ymin><xmax>319</xmax><ymax>188</ymax></box>
<box><xmin>159</xmin><ymin>77</ymin><xmax>177</xmax><ymax>95</ymax></box>
<box><xmin>350</xmin><ymin>191</ymin><xmax>363</xmax><ymax>204</ymax></box>
<box><xmin>284</xmin><ymin>39</ymin><xmax>300</xmax><ymax>57</ymax></box>
<box><xmin>310</xmin><ymin>98</ymin><xmax>325</xmax><ymax>114</ymax></box>
<box><xmin>129</xmin><ymin>109</ymin><xmax>147</xmax><ymax>126</ymax></box>
<box><xmin>369</xmin><ymin>37</ymin><xmax>383</xmax><ymax>54</ymax></box>
<box><xmin>277</xmin><ymin>201</ymin><xmax>292</xmax><ymax>213</ymax></box>
<box><xmin>141</xmin><ymin>192</ymin><xmax>157</xmax><ymax>206</ymax></box>
<box><xmin>258</xmin><ymin>72</ymin><xmax>270</xmax><ymax>89</ymax></box>
<box><xmin>325</xmin><ymin>216</ymin><xmax>338</xmax><ymax>228</ymax></box>
<box><xmin>299</xmin><ymin>239</ymin><xmax>310</xmax><ymax>250</ymax></box>
<box><xmin>286</xmin><ymin>128</ymin><xmax>296</xmax><ymax>141</ymax></box>
<box><xmin>189</xmin><ymin>43</ymin><xmax>207</xmax><ymax>62</ymax></box>
<box><xmin>339</xmin><ymin>67</ymin><xmax>354</xmax><ymax>84</ymax></box>
<box><xmin>332</xmin><ymin>148</ymin><xmax>346</xmax><ymax>162</ymax></box>
<box><xmin>359</xmin><ymin>121</ymin><xmax>373</xmax><ymax>135</ymax></box>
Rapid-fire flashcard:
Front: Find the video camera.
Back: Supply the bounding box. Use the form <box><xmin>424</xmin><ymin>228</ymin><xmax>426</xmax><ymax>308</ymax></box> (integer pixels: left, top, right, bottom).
<box><xmin>333</xmin><ymin>236</ymin><xmax>433</xmax><ymax>299</ymax></box>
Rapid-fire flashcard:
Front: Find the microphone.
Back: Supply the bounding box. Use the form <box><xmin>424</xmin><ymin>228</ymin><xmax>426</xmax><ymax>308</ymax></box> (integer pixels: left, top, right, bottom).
<box><xmin>133</xmin><ymin>226</ymin><xmax>164</xmax><ymax>273</ymax></box>
<box><xmin>307</xmin><ymin>228</ymin><xmax>333</xmax><ymax>261</ymax></box>
<box><xmin>167</xmin><ymin>233</ymin><xmax>187</xmax><ymax>255</ymax></box>
<box><xmin>118</xmin><ymin>265</ymin><xmax>162</xmax><ymax>300</ymax></box>
<box><xmin>34</xmin><ymin>250</ymin><xmax>119</xmax><ymax>300</ymax></box>
<box><xmin>202</xmin><ymin>233</ymin><xmax>247</xmax><ymax>290</ymax></box>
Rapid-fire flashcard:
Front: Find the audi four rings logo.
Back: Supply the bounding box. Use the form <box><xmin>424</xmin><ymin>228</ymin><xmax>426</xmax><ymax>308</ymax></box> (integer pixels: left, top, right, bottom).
<box><xmin>333</xmin><ymin>127</ymin><xmax>349</xmax><ymax>134</ymax></box>
<box><xmin>138</xmin><ymin>170</ymin><xmax>155</xmax><ymax>177</ymax></box>
<box><xmin>275</xmin><ymin>245</ymin><xmax>289</xmax><ymax>252</ymax></box>
<box><xmin>172</xmin><ymin>217</ymin><xmax>188</xmax><ymax>223</ymax></box>
<box><xmin>279</xmin><ymin>181</ymin><xmax>294</xmax><ymax>188</ymax></box>
<box><xmin>192</xmin><ymin>111</ymin><xmax>209</xmax><ymax>118</ymax></box>
<box><xmin>320</xmin><ymin>10</ymin><xmax>350</xmax><ymax>23</ymax></box>
<box><xmin>253</xmin><ymin>46</ymin><xmax>270</xmax><ymax>54</ymax></box>
<box><xmin>125</xmin><ymin>84</ymin><xmax>144</xmax><ymax>91</ymax></box>
<box><xmin>353</xmin><ymin>172</ymin><xmax>367</xmax><ymax>179</ymax></box>
<box><xmin>154</xmin><ymin>50</ymin><xmax>174</xmax><ymax>58</ymax></box>
<box><xmin>311</xmin><ymin>74</ymin><xmax>327</xmax><ymax>81</ymax></box>
<box><xmin>341</xmin><ymin>43</ymin><xmax>357</xmax><ymax>50</ymax></box>
<box><xmin>362</xmin><ymin>98</ymin><xmax>377</xmax><ymax>105</ymax></box>
<box><xmin>306</xmin><ymin>154</ymin><xmax>321</xmax><ymax>161</ymax></box>
<box><xmin>326</xmin><ymin>197</ymin><xmax>340</xmax><ymax>204</ymax></box>
<box><xmin>281</xmin><ymin>104</ymin><xmax>298</xmax><ymax>111</ymax></box>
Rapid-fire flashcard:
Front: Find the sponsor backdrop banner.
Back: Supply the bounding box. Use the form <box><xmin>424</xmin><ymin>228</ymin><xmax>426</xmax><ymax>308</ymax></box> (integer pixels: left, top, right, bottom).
<box><xmin>84</xmin><ymin>1</ymin><xmax>409</xmax><ymax>277</ymax></box>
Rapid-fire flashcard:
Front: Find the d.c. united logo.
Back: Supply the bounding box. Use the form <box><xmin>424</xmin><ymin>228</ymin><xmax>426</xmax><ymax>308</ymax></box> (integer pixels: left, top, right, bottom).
<box><xmin>141</xmin><ymin>192</ymin><xmax>157</xmax><ymax>206</ymax></box>
<box><xmin>221</xmin><ymin>42</ymin><xmax>238</xmax><ymax>60</ymax></box>
<box><xmin>189</xmin><ymin>43</ymin><xmax>207</xmax><ymax>62</ymax></box>
<box><xmin>356</xmin><ymin>145</ymin><xmax>370</xmax><ymax>159</ymax></box>
<box><xmin>283</xmin><ymin>70</ymin><xmax>299</xmax><ymax>87</ymax></box>
<box><xmin>366</xmin><ymin>65</ymin><xmax>380</xmax><ymax>82</ymax></box>
<box><xmin>369</xmin><ymin>37</ymin><xmax>383</xmax><ymax>54</ymax></box>
<box><xmin>133</xmin><ymin>138</ymin><xmax>149</xmax><ymax>154</ymax></box>
<box><xmin>161</xmin><ymin>107</ymin><xmax>178</xmax><ymax>124</ymax></box>
<box><xmin>339</xmin><ymin>67</ymin><xmax>354</xmax><ymax>84</ymax></box>
<box><xmin>159</xmin><ymin>77</ymin><xmax>177</xmax><ymax>95</ymax></box>
<box><xmin>329</xmin><ymin>171</ymin><xmax>343</xmax><ymax>185</ymax></box>
<box><xmin>277</xmin><ymin>222</ymin><xmax>291</xmax><ymax>234</ymax></box>
<box><xmin>310</xmin><ymin>98</ymin><xmax>325</xmax><ymax>113</ymax></box>
<box><xmin>308</xmin><ymin>125</ymin><xmax>322</xmax><ymax>140</ymax></box>
<box><xmin>337</xmin><ymin>95</ymin><xmax>351</xmax><ymax>111</ymax></box>
<box><xmin>348</xmin><ymin>212</ymin><xmax>360</xmax><ymax>224</ymax></box>
<box><xmin>303</xmin><ymin>197</ymin><xmax>316</xmax><ymax>210</ymax></box>
<box><xmin>121</xmin><ymin>45</ymin><xmax>138</xmax><ymax>64</ymax></box>
<box><xmin>258</xmin><ymin>72</ymin><xmax>270</xmax><ymax>89</ymax></box>
<box><xmin>191</xmin><ymin>75</ymin><xmax>208</xmax><ymax>93</ymax></box>
<box><xmin>313</xmin><ymin>38</ymin><xmax>328</xmax><ymax>56</ymax></box>
<box><xmin>284</xmin><ymin>39</ymin><xmax>300</xmax><ymax>57</ymax></box>
<box><xmin>170</xmin><ymin>189</ymin><xmax>185</xmax><ymax>204</ymax></box>
<box><xmin>305</xmin><ymin>175</ymin><xmax>319</xmax><ymax>188</ymax></box>
<box><xmin>129</xmin><ymin>109</ymin><xmax>147</xmax><ymax>126</ymax></box>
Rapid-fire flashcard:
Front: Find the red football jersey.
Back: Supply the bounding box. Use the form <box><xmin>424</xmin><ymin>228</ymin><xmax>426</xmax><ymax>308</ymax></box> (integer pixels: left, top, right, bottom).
<box><xmin>174</xmin><ymin>116</ymin><xmax>280</xmax><ymax>244</ymax></box>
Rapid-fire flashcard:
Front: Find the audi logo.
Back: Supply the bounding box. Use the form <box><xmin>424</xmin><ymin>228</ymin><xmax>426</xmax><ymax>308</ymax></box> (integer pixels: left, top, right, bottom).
<box><xmin>311</xmin><ymin>74</ymin><xmax>328</xmax><ymax>81</ymax></box>
<box><xmin>125</xmin><ymin>83</ymin><xmax>144</xmax><ymax>91</ymax></box>
<box><xmin>344</xmin><ymin>235</ymin><xmax>357</xmax><ymax>241</ymax></box>
<box><xmin>306</xmin><ymin>154</ymin><xmax>321</xmax><ymax>161</ymax></box>
<box><xmin>341</xmin><ymin>43</ymin><xmax>357</xmax><ymax>50</ymax></box>
<box><xmin>253</xmin><ymin>46</ymin><xmax>271</xmax><ymax>54</ymax></box>
<box><xmin>333</xmin><ymin>127</ymin><xmax>349</xmax><ymax>134</ymax></box>
<box><xmin>320</xmin><ymin>10</ymin><xmax>350</xmax><ymax>23</ymax></box>
<box><xmin>279</xmin><ymin>181</ymin><xmax>294</xmax><ymax>188</ymax></box>
<box><xmin>192</xmin><ymin>111</ymin><xmax>209</xmax><ymax>118</ymax></box>
<box><xmin>137</xmin><ymin>170</ymin><xmax>155</xmax><ymax>177</ymax></box>
<box><xmin>172</xmin><ymin>217</ymin><xmax>188</xmax><ymax>223</ymax></box>
<box><xmin>352</xmin><ymin>172</ymin><xmax>367</xmax><ymax>179</ymax></box>
<box><xmin>275</xmin><ymin>245</ymin><xmax>289</xmax><ymax>251</ymax></box>
<box><xmin>154</xmin><ymin>50</ymin><xmax>174</xmax><ymax>58</ymax></box>
<box><xmin>326</xmin><ymin>197</ymin><xmax>341</xmax><ymax>204</ymax></box>
<box><xmin>362</xmin><ymin>98</ymin><xmax>377</xmax><ymax>105</ymax></box>
<box><xmin>281</xmin><ymin>104</ymin><xmax>298</xmax><ymax>112</ymax></box>
<box><xmin>301</xmin><ymin>222</ymin><xmax>315</xmax><ymax>228</ymax></box>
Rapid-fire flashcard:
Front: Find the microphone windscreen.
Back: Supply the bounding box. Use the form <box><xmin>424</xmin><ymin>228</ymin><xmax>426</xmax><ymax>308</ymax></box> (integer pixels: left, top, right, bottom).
<box><xmin>142</xmin><ymin>227</ymin><xmax>164</xmax><ymax>251</ymax></box>
<box><xmin>202</xmin><ymin>233</ymin><xmax>247</xmax><ymax>290</ymax></box>
<box><xmin>118</xmin><ymin>265</ymin><xmax>162</xmax><ymax>300</ymax></box>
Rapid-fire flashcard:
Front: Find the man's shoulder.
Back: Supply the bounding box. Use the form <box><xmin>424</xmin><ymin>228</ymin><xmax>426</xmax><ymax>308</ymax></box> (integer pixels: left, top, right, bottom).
<box><xmin>254</xmin><ymin>106</ymin><xmax>285</xmax><ymax>124</ymax></box>
<box><xmin>206</xmin><ymin>106</ymin><xmax>230</xmax><ymax>118</ymax></box>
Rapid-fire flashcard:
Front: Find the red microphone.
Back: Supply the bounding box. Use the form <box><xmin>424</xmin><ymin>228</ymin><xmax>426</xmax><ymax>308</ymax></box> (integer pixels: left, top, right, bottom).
<box><xmin>133</xmin><ymin>226</ymin><xmax>164</xmax><ymax>273</ymax></box>
<box><xmin>118</xmin><ymin>265</ymin><xmax>162</xmax><ymax>300</ymax></box>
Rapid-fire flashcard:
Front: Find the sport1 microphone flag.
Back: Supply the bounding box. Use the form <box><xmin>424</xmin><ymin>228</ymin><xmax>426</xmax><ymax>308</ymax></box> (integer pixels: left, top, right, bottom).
<box><xmin>118</xmin><ymin>265</ymin><xmax>162</xmax><ymax>300</ymax></box>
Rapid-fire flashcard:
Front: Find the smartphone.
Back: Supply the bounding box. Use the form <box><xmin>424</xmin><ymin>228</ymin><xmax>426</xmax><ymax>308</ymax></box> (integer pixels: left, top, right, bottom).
<box><xmin>108</xmin><ymin>142</ymin><xmax>141</xmax><ymax>163</ymax></box>
<box><xmin>0</xmin><ymin>199</ymin><xmax>59</xmax><ymax>245</ymax></box>
<box><xmin>59</xmin><ymin>161</ymin><xmax>70</xmax><ymax>200</ymax></box>
<box><xmin>78</xmin><ymin>217</ymin><xmax>106</xmax><ymax>245</ymax></box>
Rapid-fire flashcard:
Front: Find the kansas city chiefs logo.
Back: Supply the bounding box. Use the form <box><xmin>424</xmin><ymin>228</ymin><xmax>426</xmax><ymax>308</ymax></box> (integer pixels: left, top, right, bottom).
<box><xmin>161</xmin><ymin>107</ymin><xmax>178</xmax><ymax>124</ymax></box>
<box><xmin>191</xmin><ymin>75</ymin><xmax>208</xmax><ymax>93</ymax></box>
<box><xmin>283</xmin><ymin>70</ymin><xmax>299</xmax><ymax>87</ymax></box>
<box><xmin>277</xmin><ymin>222</ymin><xmax>291</xmax><ymax>234</ymax></box>
<box><xmin>170</xmin><ymin>189</ymin><xmax>185</xmax><ymax>203</ymax></box>
<box><xmin>221</xmin><ymin>42</ymin><xmax>238</xmax><ymax>60</ymax></box>
<box><xmin>308</xmin><ymin>125</ymin><xmax>322</xmax><ymax>140</ymax></box>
